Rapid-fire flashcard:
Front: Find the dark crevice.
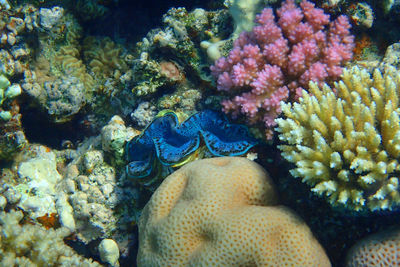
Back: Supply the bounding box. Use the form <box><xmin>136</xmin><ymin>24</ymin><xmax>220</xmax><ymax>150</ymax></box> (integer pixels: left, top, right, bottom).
<box><xmin>81</xmin><ymin>0</ymin><xmax>222</xmax><ymax>43</ymax></box>
<box><xmin>19</xmin><ymin>100</ymin><xmax>86</xmax><ymax>150</ymax></box>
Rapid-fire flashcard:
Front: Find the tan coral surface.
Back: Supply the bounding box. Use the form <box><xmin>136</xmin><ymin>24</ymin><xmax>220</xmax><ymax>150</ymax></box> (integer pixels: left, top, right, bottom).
<box><xmin>137</xmin><ymin>157</ymin><xmax>331</xmax><ymax>267</ymax></box>
<box><xmin>346</xmin><ymin>228</ymin><xmax>400</xmax><ymax>267</ymax></box>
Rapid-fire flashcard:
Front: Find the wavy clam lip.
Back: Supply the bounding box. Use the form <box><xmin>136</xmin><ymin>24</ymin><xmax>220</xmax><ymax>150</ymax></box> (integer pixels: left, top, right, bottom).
<box><xmin>125</xmin><ymin>110</ymin><xmax>258</xmax><ymax>180</ymax></box>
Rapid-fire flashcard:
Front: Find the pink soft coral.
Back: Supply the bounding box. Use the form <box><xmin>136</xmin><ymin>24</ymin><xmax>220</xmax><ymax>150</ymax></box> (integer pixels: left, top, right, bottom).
<box><xmin>211</xmin><ymin>0</ymin><xmax>354</xmax><ymax>139</ymax></box>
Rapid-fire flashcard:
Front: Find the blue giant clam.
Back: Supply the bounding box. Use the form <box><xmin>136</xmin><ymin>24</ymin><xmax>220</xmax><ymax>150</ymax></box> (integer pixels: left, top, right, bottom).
<box><xmin>126</xmin><ymin>110</ymin><xmax>258</xmax><ymax>184</ymax></box>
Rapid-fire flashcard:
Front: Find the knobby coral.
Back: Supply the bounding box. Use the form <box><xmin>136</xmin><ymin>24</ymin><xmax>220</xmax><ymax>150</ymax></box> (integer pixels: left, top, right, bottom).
<box><xmin>276</xmin><ymin>66</ymin><xmax>400</xmax><ymax>211</ymax></box>
<box><xmin>137</xmin><ymin>157</ymin><xmax>331</xmax><ymax>266</ymax></box>
<box><xmin>211</xmin><ymin>0</ymin><xmax>354</xmax><ymax>139</ymax></box>
<box><xmin>346</xmin><ymin>228</ymin><xmax>400</xmax><ymax>266</ymax></box>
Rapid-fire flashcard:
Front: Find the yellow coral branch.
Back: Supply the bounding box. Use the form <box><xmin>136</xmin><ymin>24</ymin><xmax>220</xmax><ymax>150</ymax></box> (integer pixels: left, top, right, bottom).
<box><xmin>276</xmin><ymin>66</ymin><xmax>400</xmax><ymax>211</ymax></box>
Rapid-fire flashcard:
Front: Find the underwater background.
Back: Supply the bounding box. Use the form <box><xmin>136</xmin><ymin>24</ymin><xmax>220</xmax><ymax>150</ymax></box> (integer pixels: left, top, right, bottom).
<box><xmin>0</xmin><ymin>0</ymin><xmax>400</xmax><ymax>266</ymax></box>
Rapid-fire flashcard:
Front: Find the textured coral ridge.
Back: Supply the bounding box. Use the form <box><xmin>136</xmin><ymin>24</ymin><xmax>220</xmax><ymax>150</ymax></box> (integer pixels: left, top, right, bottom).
<box><xmin>126</xmin><ymin>110</ymin><xmax>257</xmax><ymax>178</ymax></box>
<box><xmin>346</xmin><ymin>228</ymin><xmax>400</xmax><ymax>266</ymax></box>
<box><xmin>276</xmin><ymin>66</ymin><xmax>400</xmax><ymax>211</ymax></box>
<box><xmin>137</xmin><ymin>157</ymin><xmax>331</xmax><ymax>266</ymax></box>
<box><xmin>211</xmin><ymin>0</ymin><xmax>354</xmax><ymax>139</ymax></box>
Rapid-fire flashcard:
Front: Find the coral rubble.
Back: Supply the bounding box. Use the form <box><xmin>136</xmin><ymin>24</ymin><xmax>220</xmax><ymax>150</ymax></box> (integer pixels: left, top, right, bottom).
<box><xmin>0</xmin><ymin>209</ymin><xmax>101</xmax><ymax>266</ymax></box>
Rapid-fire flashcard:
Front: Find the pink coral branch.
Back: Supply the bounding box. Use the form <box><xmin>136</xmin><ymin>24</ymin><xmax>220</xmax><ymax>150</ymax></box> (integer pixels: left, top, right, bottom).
<box><xmin>211</xmin><ymin>0</ymin><xmax>354</xmax><ymax>139</ymax></box>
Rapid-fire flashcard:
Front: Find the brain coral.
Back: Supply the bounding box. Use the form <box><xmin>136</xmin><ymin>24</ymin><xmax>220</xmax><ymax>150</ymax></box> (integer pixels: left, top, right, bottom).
<box><xmin>346</xmin><ymin>228</ymin><xmax>400</xmax><ymax>266</ymax></box>
<box><xmin>276</xmin><ymin>66</ymin><xmax>400</xmax><ymax>211</ymax></box>
<box><xmin>137</xmin><ymin>157</ymin><xmax>331</xmax><ymax>267</ymax></box>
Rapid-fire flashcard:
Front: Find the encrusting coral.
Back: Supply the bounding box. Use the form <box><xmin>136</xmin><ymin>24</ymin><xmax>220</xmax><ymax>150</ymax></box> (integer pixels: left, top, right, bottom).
<box><xmin>83</xmin><ymin>36</ymin><xmax>128</xmax><ymax>80</ymax></box>
<box><xmin>54</xmin><ymin>45</ymin><xmax>96</xmax><ymax>91</ymax></box>
<box><xmin>276</xmin><ymin>65</ymin><xmax>400</xmax><ymax>212</ymax></box>
<box><xmin>345</xmin><ymin>228</ymin><xmax>400</xmax><ymax>266</ymax></box>
<box><xmin>0</xmin><ymin>209</ymin><xmax>101</xmax><ymax>266</ymax></box>
<box><xmin>137</xmin><ymin>157</ymin><xmax>331</xmax><ymax>266</ymax></box>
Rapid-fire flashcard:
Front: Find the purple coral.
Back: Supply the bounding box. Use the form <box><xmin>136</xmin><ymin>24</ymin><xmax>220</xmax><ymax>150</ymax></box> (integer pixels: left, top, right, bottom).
<box><xmin>211</xmin><ymin>0</ymin><xmax>354</xmax><ymax>139</ymax></box>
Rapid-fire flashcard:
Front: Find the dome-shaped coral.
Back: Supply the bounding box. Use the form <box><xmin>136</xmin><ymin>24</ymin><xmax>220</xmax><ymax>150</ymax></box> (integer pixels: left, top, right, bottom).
<box><xmin>137</xmin><ymin>157</ymin><xmax>330</xmax><ymax>266</ymax></box>
<box><xmin>346</xmin><ymin>228</ymin><xmax>400</xmax><ymax>266</ymax></box>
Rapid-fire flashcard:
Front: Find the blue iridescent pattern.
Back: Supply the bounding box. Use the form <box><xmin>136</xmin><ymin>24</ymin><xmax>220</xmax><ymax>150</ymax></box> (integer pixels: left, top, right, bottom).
<box><xmin>126</xmin><ymin>110</ymin><xmax>258</xmax><ymax>178</ymax></box>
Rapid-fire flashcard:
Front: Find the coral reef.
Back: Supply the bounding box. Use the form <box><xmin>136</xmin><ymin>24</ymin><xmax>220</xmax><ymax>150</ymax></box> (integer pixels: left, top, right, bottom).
<box><xmin>46</xmin><ymin>116</ymin><xmax>140</xmax><ymax>249</ymax></box>
<box><xmin>39</xmin><ymin>6</ymin><xmax>64</xmax><ymax>30</ymax></box>
<box><xmin>0</xmin><ymin>209</ymin><xmax>101</xmax><ymax>266</ymax></box>
<box><xmin>224</xmin><ymin>0</ymin><xmax>277</xmax><ymax>37</ymax></box>
<box><xmin>101</xmin><ymin>115</ymin><xmax>138</xmax><ymax>166</ymax></box>
<box><xmin>66</xmin><ymin>150</ymin><xmax>121</xmax><ymax>243</ymax></box>
<box><xmin>83</xmin><ymin>36</ymin><xmax>129</xmax><ymax>82</ymax></box>
<box><xmin>276</xmin><ymin>66</ymin><xmax>400</xmax><ymax>211</ymax></box>
<box><xmin>1</xmin><ymin>145</ymin><xmax>63</xmax><ymax>219</ymax></box>
<box><xmin>44</xmin><ymin>76</ymin><xmax>86</xmax><ymax>122</ymax></box>
<box><xmin>130</xmin><ymin>102</ymin><xmax>157</xmax><ymax>128</ymax></box>
<box><xmin>76</xmin><ymin>0</ymin><xmax>109</xmax><ymax>21</ymax></box>
<box><xmin>0</xmin><ymin>75</ymin><xmax>19</xmax><ymax>109</ymax></box>
<box><xmin>98</xmin><ymin>239</ymin><xmax>120</xmax><ymax>267</ymax></box>
<box><xmin>211</xmin><ymin>0</ymin><xmax>354</xmax><ymax>139</ymax></box>
<box><xmin>346</xmin><ymin>2</ymin><xmax>374</xmax><ymax>28</ymax></box>
<box><xmin>51</xmin><ymin>117</ymin><xmax>140</xmax><ymax>251</ymax></box>
<box><xmin>0</xmin><ymin>74</ymin><xmax>26</xmax><ymax>160</ymax></box>
<box><xmin>18</xmin><ymin>6</ymin><xmax>132</xmax><ymax>127</ymax></box>
<box><xmin>137</xmin><ymin>157</ymin><xmax>331</xmax><ymax>266</ymax></box>
<box><xmin>53</xmin><ymin>45</ymin><xmax>95</xmax><ymax>92</ymax></box>
<box><xmin>0</xmin><ymin>4</ymin><xmax>33</xmax><ymax>161</ymax></box>
<box><xmin>0</xmin><ymin>5</ymin><xmax>28</xmax><ymax>49</ymax></box>
<box><xmin>346</xmin><ymin>228</ymin><xmax>400</xmax><ymax>266</ymax></box>
<box><xmin>0</xmin><ymin>109</ymin><xmax>27</xmax><ymax>160</ymax></box>
<box><xmin>20</xmin><ymin>8</ymin><xmax>97</xmax><ymax>123</ymax></box>
<box><xmin>0</xmin><ymin>0</ymin><xmax>11</xmax><ymax>10</ymax></box>
<box><xmin>202</xmin><ymin>0</ymin><xmax>279</xmax><ymax>61</ymax></box>
<box><xmin>126</xmin><ymin>110</ymin><xmax>257</xmax><ymax>179</ymax></box>
<box><xmin>0</xmin><ymin>115</ymin><xmax>140</xmax><ymax>256</ymax></box>
<box><xmin>381</xmin><ymin>43</ymin><xmax>400</xmax><ymax>69</ymax></box>
<box><xmin>127</xmin><ymin>6</ymin><xmax>230</xmax><ymax>117</ymax></box>
<box><xmin>1</xmin><ymin>0</ymin><xmax>400</xmax><ymax>265</ymax></box>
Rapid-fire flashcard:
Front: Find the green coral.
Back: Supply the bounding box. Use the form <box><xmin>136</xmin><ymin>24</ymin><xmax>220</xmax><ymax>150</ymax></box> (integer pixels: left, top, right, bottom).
<box><xmin>276</xmin><ymin>66</ymin><xmax>400</xmax><ymax>212</ymax></box>
<box><xmin>0</xmin><ymin>74</ymin><xmax>11</xmax><ymax>107</ymax></box>
<box><xmin>0</xmin><ymin>74</ymin><xmax>25</xmax><ymax>161</ymax></box>
<box><xmin>76</xmin><ymin>0</ymin><xmax>108</xmax><ymax>21</ymax></box>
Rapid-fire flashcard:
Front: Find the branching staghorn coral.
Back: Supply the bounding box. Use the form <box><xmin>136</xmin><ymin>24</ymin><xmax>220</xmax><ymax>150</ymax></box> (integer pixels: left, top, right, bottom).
<box><xmin>276</xmin><ymin>66</ymin><xmax>400</xmax><ymax>212</ymax></box>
